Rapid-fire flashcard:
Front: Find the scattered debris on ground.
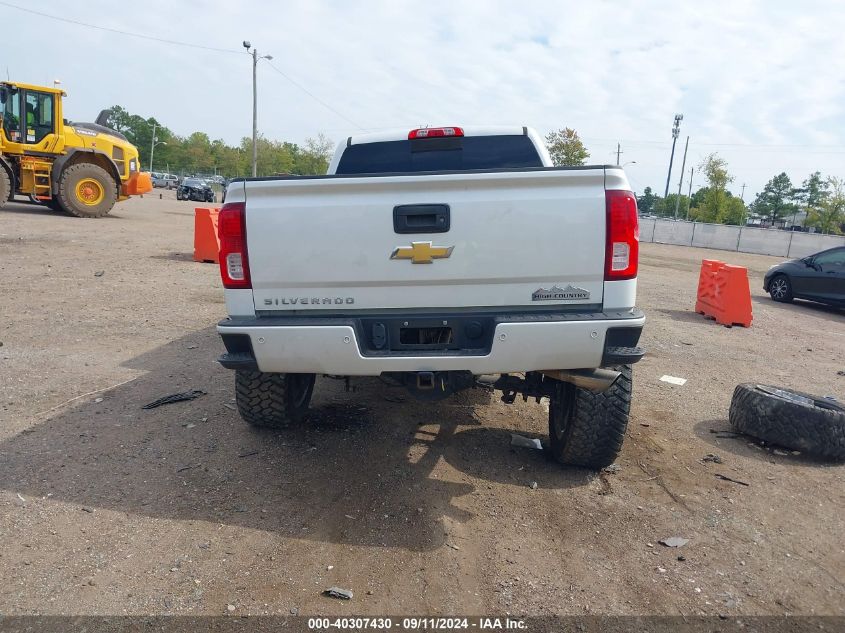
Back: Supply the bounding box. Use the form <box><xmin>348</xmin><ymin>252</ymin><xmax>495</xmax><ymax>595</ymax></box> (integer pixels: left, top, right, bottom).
<box><xmin>702</xmin><ymin>453</ymin><xmax>723</xmax><ymax>464</ymax></box>
<box><xmin>659</xmin><ymin>537</ymin><xmax>689</xmax><ymax>548</ymax></box>
<box><xmin>659</xmin><ymin>375</ymin><xmax>687</xmax><ymax>386</ymax></box>
<box><xmin>142</xmin><ymin>390</ymin><xmax>206</xmax><ymax>410</ymax></box>
<box><xmin>715</xmin><ymin>473</ymin><xmax>750</xmax><ymax>487</ymax></box>
<box><xmin>511</xmin><ymin>433</ymin><xmax>543</xmax><ymax>450</ymax></box>
<box><xmin>324</xmin><ymin>587</ymin><xmax>353</xmax><ymax>600</ymax></box>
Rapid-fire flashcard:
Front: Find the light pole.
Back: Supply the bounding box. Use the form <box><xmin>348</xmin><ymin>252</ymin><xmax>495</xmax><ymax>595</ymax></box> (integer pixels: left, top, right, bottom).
<box><xmin>664</xmin><ymin>114</ymin><xmax>683</xmax><ymax>198</ymax></box>
<box><xmin>149</xmin><ymin>121</ymin><xmax>167</xmax><ymax>173</ymax></box>
<box><xmin>243</xmin><ymin>41</ymin><xmax>273</xmax><ymax>177</ymax></box>
<box><xmin>150</xmin><ymin>122</ymin><xmax>167</xmax><ymax>172</ymax></box>
<box><xmin>622</xmin><ymin>161</ymin><xmax>636</xmax><ymax>168</ymax></box>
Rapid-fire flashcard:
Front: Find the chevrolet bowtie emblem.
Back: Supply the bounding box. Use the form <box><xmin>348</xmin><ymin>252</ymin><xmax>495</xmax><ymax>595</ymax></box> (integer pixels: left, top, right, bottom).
<box><xmin>390</xmin><ymin>241</ymin><xmax>454</xmax><ymax>264</ymax></box>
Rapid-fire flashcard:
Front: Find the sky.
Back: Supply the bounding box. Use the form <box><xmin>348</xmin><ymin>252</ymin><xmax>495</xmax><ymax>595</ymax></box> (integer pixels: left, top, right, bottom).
<box><xmin>3</xmin><ymin>0</ymin><xmax>845</xmax><ymax>199</ymax></box>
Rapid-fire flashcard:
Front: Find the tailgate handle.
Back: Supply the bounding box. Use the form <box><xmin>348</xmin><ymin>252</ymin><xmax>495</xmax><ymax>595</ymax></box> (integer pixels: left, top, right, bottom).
<box><xmin>393</xmin><ymin>204</ymin><xmax>450</xmax><ymax>234</ymax></box>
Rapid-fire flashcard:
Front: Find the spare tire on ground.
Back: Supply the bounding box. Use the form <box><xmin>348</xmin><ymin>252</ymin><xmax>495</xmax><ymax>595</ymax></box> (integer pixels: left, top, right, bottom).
<box><xmin>729</xmin><ymin>383</ymin><xmax>845</xmax><ymax>460</ymax></box>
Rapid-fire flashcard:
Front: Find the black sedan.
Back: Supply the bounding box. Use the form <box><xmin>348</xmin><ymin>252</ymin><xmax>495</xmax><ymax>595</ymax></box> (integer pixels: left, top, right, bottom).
<box><xmin>763</xmin><ymin>246</ymin><xmax>845</xmax><ymax>307</ymax></box>
<box><xmin>177</xmin><ymin>178</ymin><xmax>214</xmax><ymax>202</ymax></box>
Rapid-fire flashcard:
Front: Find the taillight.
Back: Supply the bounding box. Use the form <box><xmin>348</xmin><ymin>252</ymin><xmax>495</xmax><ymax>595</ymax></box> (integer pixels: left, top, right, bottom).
<box><xmin>604</xmin><ymin>190</ymin><xmax>639</xmax><ymax>281</ymax></box>
<box><xmin>218</xmin><ymin>201</ymin><xmax>251</xmax><ymax>289</ymax></box>
<box><xmin>408</xmin><ymin>127</ymin><xmax>464</xmax><ymax>139</ymax></box>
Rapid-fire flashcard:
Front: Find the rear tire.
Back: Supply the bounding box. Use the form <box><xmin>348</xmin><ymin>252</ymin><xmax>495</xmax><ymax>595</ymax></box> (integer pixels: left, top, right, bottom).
<box><xmin>0</xmin><ymin>167</ymin><xmax>10</xmax><ymax>209</ymax></box>
<box><xmin>235</xmin><ymin>370</ymin><xmax>316</xmax><ymax>428</ymax></box>
<box><xmin>548</xmin><ymin>365</ymin><xmax>632</xmax><ymax>469</ymax></box>
<box><xmin>56</xmin><ymin>163</ymin><xmax>118</xmax><ymax>218</ymax></box>
<box><xmin>768</xmin><ymin>274</ymin><xmax>793</xmax><ymax>302</ymax></box>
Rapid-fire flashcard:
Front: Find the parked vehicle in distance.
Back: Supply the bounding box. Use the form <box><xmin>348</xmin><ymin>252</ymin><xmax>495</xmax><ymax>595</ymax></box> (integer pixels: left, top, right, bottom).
<box><xmin>215</xmin><ymin>126</ymin><xmax>645</xmax><ymax>470</ymax></box>
<box><xmin>152</xmin><ymin>172</ymin><xmax>178</xmax><ymax>189</ymax></box>
<box><xmin>764</xmin><ymin>246</ymin><xmax>845</xmax><ymax>307</ymax></box>
<box><xmin>177</xmin><ymin>177</ymin><xmax>214</xmax><ymax>202</ymax></box>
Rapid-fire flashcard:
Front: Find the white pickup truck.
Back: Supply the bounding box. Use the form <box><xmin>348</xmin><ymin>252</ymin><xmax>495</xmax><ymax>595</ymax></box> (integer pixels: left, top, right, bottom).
<box><xmin>216</xmin><ymin>126</ymin><xmax>644</xmax><ymax>468</ymax></box>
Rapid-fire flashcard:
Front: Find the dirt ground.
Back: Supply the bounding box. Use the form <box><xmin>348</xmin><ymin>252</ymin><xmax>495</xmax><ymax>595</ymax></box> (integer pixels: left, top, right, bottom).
<box><xmin>0</xmin><ymin>193</ymin><xmax>843</xmax><ymax>618</ymax></box>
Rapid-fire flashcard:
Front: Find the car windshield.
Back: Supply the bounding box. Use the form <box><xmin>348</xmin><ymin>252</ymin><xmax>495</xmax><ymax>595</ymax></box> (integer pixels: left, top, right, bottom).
<box><xmin>183</xmin><ymin>179</ymin><xmax>204</xmax><ymax>187</ymax></box>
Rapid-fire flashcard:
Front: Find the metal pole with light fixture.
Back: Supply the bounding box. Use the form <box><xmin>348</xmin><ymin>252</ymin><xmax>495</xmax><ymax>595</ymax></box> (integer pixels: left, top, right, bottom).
<box><xmin>664</xmin><ymin>114</ymin><xmax>683</xmax><ymax>198</ymax></box>
<box><xmin>243</xmin><ymin>41</ymin><xmax>273</xmax><ymax>177</ymax></box>
<box><xmin>149</xmin><ymin>121</ymin><xmax>167</xmax><ymax>173</ymax></box>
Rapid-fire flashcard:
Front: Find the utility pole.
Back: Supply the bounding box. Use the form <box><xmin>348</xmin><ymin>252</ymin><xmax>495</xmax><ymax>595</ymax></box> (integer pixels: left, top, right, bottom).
<box><xmin>673</xmin><ymin>136</ymin><xmax>689</xmax><ymax>219</ymax></box>
<box><xmin>685</xmin><ymin>166</ymin><xmax>694</xmax><ymax>219</ymax></box>
<box><xmin>251</xmin><ymin>48</ymin><xmax>257</xmax><ymax>177</ymax></box>
<box><xmin>149</xmin><ymin>121</ymin><xmax>156</xmax><ymax>173</ymax></box>
<box><xmin>243</xmin><ymin>41</ymin><xmax>273</xmax><ymax>178</ymax></box>
<box><xmin>616</xmin><ymin>142</ymin><xmax>622</xmax><ymax>166</ymax></box>
<box><xmin>664</xmin><ymin>114</ymin><xmax>683</xmax><ymax>198</ymax></box>
<box><xmin>740</xmin><ymin>183</ymin><xmax>746</xmax><ymax>201</ymax></box>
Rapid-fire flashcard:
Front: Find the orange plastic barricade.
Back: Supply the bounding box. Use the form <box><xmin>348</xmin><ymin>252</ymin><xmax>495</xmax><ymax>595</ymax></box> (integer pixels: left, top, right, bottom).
<box><xmin>193</xmin><ymin>208</ymin><xmax>220</xmax><ymax>263</ymax></box>
<box><xmin>695</xmin><ymin>259</ymin><xmax>753</xmax><ymax>328</ymax></box>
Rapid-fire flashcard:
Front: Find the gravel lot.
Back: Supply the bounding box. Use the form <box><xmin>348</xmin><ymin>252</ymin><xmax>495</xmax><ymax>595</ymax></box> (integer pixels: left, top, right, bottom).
<box><xmin>0</xmin><ymin>194</ymin><xmax>843</xmax><ymax>617</ymax></box>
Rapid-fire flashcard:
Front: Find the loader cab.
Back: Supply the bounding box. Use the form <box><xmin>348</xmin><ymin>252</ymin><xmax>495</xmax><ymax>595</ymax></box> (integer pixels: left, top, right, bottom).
<box><xmin>0</xmin><ymin>82</ymin><xmax>63</xmax><ymax>154</ymax></box>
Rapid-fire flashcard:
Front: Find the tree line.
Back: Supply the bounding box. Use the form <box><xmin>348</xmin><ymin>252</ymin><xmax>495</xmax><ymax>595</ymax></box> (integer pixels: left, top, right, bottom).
<box><xmin>105</xmin><ymin>106</ymin><xmax>334</xmax><ymax>178</ymax></box>
<box><xmin>545</xmin><ymin>128</ymin><xmax>845</xmax><ymax>234</ymax></box>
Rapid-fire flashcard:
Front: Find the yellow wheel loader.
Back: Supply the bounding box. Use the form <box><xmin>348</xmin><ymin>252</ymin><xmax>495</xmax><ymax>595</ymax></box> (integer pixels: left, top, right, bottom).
<box><xmin>0</xmin><ymin>81</ymin><xmax>152</xmax><ymax>217</ymax></box>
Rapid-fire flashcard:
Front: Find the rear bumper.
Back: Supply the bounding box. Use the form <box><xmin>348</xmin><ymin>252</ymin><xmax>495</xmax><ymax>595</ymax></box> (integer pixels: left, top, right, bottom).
<box><xmin>217</xmin><ymin>309</ymin><xmax>645</xmax><ymax>375</ymax></box>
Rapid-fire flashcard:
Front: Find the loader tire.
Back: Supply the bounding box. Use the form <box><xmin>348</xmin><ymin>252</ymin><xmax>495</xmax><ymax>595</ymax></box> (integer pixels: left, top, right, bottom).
<box><xmin>0</xmin><ymin>167</ymin><xmax>10</xmax><ymax>208</ymax></box>
<box><xmin>548</xmin><ymin>365</ymin><xmax>632</xmax><ymax>469</ymax></box>
<box><xmin>235</xmin><ymin>370</ymin><xmax>316</xmax><ymax>429</ymax></box>
<box><xmin>56</xmin><ymin>163</ymin><xmax>117</xmax><ymax>218</ymax></box>
<box><xmin>729</xmin><ymin>383</ymin><xmax>845</xmax><ymax>460</ymax></box>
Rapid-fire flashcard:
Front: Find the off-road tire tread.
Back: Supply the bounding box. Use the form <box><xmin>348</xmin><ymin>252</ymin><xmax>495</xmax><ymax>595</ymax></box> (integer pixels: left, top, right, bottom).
<box><xmin>235</xmin><ymin>370</ymin><xmax>315</xmax><ymax>429</ymax></box>
<box><xmin>729</xmin><ymin>383</ymin><xmax>845</xmax><ymax>460</ymax></box>
<box><xmin>549</xmin><ymin>365</ymin><xmax>632</xmax><ymax>469</ymax></box>
<box><xmin>0</xmin><ymin>167</ymin><xmax>10</xmax><ymax>208</ymax></box>
<box><xmin>57</xmin><ymin>163</ymin><xmax>117</xmax><ymax>218</ymax></box>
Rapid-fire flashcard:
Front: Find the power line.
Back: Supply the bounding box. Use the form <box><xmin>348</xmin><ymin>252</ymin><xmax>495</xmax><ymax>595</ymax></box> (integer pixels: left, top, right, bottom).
<box><xmin>0</xmin><ymin>1</ymin><xmax>242</xmax><ymax>54</ymax></box>
<box><xmin>0</xmin><ymin>0</ymin><xmax>365</xmax><ymax>131</ymax></box>
<box><xmin>265</xmin><ymin>61</ymin><xmax>364</xmax><ymax>130</ymax></box>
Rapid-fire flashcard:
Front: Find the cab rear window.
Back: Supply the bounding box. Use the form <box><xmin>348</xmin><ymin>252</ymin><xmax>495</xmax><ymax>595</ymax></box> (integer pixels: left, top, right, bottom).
<box><xmin>336</xmin><ymin>135</ymin><xmax>543</xmax><ymax>175</ymax></box>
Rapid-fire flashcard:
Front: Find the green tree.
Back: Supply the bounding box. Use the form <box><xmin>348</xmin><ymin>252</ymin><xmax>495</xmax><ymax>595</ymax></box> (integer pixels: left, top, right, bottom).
<box><xmin>692</xmin><ymin>154</ymin><xmax>734</xmax><ymax>223</ymax></box>
<box><xmin>690</xmin><ymin>186</ymin><xmax>709</xmax><ymax>209</ymax></box>
<box><xmin>750</xmin><ymin>172</ymin><xmax>796</xmax><ymax>226</ymax></box>
<box><xmin>806</xmin><ymin>177</ymin><xmax>845</xmax><ymax>234</ymax></box>
<box><xmin>636</xmin><ymin>186</ymin><xmax>659</xmax><ymax>214</ymax></box>
<box><xmin>97</xmin><ymin>104</ymin><xmax>333</xmax><ymax>178</ymax></box>
<box><xmin>655</xmin><ymin>193</ymin><xmax>689</xmax><ymax>218</ymax></box>
<box><xmin>291</xmin><ymin>133</ymin><xmax>335</xmax><ymax>175</ymax></box>
<box><xmin>723</xmin><ymin>195</ymin><xmax>746</xmax><ymax>225</ymax></box>
<box><xmin>545</xmin><ymin>128</ymin><xmax>589</xmax><ymax>166</ymax></box>
<box><xmin>796</xmin><ymin>171</ymin><xmax>830</xmax><ymax>208</ymax></box>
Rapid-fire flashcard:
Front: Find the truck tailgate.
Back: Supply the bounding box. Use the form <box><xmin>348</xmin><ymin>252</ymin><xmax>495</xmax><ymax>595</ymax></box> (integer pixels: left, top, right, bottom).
<box><xmin>244</xmin><ymin>168</ymin><xmax>607</xmax><ymax>312</ymax></box>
